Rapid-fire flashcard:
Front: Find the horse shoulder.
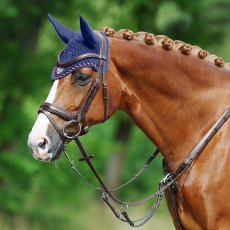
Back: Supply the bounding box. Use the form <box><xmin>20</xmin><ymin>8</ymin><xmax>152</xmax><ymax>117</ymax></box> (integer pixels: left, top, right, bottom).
<box><xmin>177</xmin><ymin>123</ymin><xmax>230</xmax><ymax>229</ymax></box>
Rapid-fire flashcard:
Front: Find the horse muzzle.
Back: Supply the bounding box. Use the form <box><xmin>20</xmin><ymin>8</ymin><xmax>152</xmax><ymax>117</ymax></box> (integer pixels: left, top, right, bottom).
<box><xmin>28</xmin><ymin>134</ymin><xmax>53</xmax><ymax>161</ymax></box>
<box><xmin>28</xmin><ymin>129</ymin><xmax>65</xmax><ymax>162</ymax></box>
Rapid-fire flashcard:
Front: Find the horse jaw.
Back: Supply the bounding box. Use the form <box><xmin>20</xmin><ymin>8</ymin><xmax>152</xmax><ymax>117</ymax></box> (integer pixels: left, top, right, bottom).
<box><xmin>28</xmin><ymin>80</ymin><xmax>62</xmax><ymax>161</ymax></box>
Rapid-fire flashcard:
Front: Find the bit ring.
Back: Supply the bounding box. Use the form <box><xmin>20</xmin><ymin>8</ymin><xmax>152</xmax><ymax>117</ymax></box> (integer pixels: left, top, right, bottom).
<box><xmin>62</xmin><ymin>120</ymin><xmax>82</xmax><ymax>139</ymax></box>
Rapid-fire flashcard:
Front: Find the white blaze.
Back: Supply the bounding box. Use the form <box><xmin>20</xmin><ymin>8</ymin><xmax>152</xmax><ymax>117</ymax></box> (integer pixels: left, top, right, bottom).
<box><xmin>46</xmin><ymin>80</ymin><xmax>59</xmax><ymax>103</ymax></box>
<box><xmin>28</xmin><ymin>80</ymin><xmax>59</xmax><ymax>146</ymax></box>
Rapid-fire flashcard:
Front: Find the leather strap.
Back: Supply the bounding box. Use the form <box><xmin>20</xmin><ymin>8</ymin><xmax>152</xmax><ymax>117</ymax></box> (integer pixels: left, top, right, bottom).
<box><xmin>165</xmin><ymin>106</ymin><xmax>230</xmax><ymax>185</ymax></box>
<box><xmin>39</xmin><ymin>102</ymin><xmax>79</xmax><ymax>121</ymax></box>
<box><xmin>163</xmin><ymin>160</ymin><xmax>185</xmax><ymax>230</ymax></box>
<box><xmin>39</xmin><ymin>108</ymin><xmax>66</xmax><ymax>144</ymax></box>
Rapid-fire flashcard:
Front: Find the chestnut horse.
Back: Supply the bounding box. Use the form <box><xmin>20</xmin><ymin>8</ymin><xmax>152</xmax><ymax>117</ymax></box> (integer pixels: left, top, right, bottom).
<box><xmin>28</xmin><ymin>15</ymin><xmax>230</xmax><ymax>229</ymax></box>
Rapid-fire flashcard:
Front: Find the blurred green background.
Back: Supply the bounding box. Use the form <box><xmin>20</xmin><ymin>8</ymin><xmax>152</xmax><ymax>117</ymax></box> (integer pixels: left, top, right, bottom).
<box><xmin>1</xmin><ymin>0</ymin><xmax>230</xmax><ymax>229</ymax></box>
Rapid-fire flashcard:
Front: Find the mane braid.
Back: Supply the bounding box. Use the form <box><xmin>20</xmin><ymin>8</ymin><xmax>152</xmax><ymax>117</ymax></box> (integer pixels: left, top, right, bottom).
<box><xmin>100</xmin><ymin>27</ymin><xmax>230</xmax><ymax>69</ymax></box>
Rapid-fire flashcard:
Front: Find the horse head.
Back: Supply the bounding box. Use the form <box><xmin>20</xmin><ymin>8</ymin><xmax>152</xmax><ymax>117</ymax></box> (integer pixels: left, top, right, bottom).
<box><xmin>28</xmin><ymin>14</ymin><xmax>121</xmax><ymax>161</ymax></box>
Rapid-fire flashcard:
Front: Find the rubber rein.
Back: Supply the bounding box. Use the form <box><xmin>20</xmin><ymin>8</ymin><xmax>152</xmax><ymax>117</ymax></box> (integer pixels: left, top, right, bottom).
<box><xmin>38</xmin><ymin>31</ymin><xmax>230</xmax><ymax>227</ymax></box>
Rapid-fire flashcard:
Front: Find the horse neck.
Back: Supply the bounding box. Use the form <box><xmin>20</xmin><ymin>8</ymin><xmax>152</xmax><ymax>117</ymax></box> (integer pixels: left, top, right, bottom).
<box><xmin>110</xmin><ymin>38</ymin><xmax>230</xmax><ymax>171</ymax></box>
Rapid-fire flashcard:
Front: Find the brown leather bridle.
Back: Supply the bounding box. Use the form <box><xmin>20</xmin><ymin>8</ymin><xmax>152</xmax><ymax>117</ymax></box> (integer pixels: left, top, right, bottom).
<box><xmin>37</xmin><ymin>31</ymin><xmax>230</xmax><ymax>228</ymax></box>
<box><xmin>39</xmin><ymin>31</ymin><xmax>108</xmax><ymax>141</ymax></box>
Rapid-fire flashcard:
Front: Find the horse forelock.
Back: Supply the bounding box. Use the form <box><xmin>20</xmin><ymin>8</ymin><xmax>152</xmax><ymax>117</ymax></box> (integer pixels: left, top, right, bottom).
<box><xmin>100</xmin><ymin>27</ymin><xmax>229</xmax><ymax>69</ymax></box>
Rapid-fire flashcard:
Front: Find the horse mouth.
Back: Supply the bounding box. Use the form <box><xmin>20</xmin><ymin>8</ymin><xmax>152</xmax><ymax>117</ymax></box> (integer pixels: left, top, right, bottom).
<box><xmin>50</xmin><ymin>140</ymin><xmax>65</xmax><ymax>160</ymax></box>
<box><xmin>29</xmin><ymin>140</ymin><xmax>64</xmax><ymax>162</ymax></box>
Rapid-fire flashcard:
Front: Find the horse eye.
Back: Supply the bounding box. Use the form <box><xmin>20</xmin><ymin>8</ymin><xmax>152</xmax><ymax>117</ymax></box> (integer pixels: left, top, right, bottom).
<box><xmin>73</xmin><ymin>73</ymin><xmax>91</xmax><ymax>86</ymax></box>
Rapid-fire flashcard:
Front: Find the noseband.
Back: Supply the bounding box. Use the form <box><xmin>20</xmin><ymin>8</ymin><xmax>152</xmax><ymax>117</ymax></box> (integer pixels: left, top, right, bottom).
<box><xmin>39</xmin><ymin>31</ymin><xmax>108</xmax><ymax>141</ymax></box>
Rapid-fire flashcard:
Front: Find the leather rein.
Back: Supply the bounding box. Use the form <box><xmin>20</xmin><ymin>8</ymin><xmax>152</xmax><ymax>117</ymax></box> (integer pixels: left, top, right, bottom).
<box><xmin>38</xmin><ymin>31</ymin><xmax>230</xmax><ymax>227</ymax></box>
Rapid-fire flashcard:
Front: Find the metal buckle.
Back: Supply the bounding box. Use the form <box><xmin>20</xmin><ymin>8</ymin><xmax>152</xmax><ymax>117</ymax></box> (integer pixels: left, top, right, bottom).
<box><xmin>161</xmin><ymin>173</ymin><xmax>171</xmax><ymax>184</ymax></box>
<box><xmin>120</xmin><ymin>202</ymin><xmax>129</xmax><ymax>213</ymax></box>
<box><xmin>62</xmin><ymin>120</ymin><xmax>82</xmax><ymax>139</ymax></box>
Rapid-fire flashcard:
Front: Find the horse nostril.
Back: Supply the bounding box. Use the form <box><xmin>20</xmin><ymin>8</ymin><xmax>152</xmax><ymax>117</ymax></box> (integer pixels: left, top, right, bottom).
<box><xmin>29</xmin><ymin>136</ymin><xmax>52</xmax><ymax>161</ymax></box>
<box><xmin>37</xmin><ymin>138</ymin><xmax>48</xmax><ymax>150</ymax></box>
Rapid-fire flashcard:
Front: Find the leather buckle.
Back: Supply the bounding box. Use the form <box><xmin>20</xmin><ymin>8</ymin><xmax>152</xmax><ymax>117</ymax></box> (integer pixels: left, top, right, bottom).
<box><xmin>79</xmin><ymin>154</ymin><xmax>95</xmax><ymax>162</ymax></box>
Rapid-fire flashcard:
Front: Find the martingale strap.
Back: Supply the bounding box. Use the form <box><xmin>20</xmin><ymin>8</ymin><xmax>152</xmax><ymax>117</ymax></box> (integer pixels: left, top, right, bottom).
<box><xmin>63</xmin><ymin>138</ymin><xmax>160</xmax><ymax>195</ymax></box>
<box><xmin>63</xmin><ymin>106</ymin><xmax>230</xmax><ymax>227</ymax></box>
<box><xmin>63</xmin><ymin>137</ymin><xmax>163</xmax><ymax>227</ymax></box>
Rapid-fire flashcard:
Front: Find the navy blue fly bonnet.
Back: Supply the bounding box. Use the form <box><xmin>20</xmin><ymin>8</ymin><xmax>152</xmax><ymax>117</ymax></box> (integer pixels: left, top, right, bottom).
<box><xmin>48</xmin><ymin>14</ymin><xmax>109</xmax><ymax>80</ymax></box>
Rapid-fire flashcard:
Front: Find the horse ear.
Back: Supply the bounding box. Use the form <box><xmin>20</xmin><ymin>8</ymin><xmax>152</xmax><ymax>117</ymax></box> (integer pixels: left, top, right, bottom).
<box><xmin>80</xmin><ymin>16</ymin><xmax>99</xmax><ymax>48</ymax></box>
<box><xmin>48</xmin><ymin>13</ymin><xmax>75</xmax><ymax>44</ymax></box>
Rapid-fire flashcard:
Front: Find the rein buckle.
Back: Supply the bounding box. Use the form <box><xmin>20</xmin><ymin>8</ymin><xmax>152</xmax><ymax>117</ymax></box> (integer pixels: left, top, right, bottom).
<box><xmin>79</xmin><ymin>154</ymin><xmax>95</xmax><ymax>162</ymax></box>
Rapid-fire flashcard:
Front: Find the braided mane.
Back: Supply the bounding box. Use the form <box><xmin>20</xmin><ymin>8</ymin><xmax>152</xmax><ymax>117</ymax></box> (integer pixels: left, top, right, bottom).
<box><xmin>100</xmin><ymin>27</ymin><xmax>230</xmax><ymax>69</ymax></box>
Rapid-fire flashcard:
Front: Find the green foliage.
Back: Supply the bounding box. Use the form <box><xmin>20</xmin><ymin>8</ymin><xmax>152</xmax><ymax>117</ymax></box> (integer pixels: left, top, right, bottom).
<box><xmin>0</xmin><ymin>0</ymin><xmax>229</xmax><ymax>229</ymax></box>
